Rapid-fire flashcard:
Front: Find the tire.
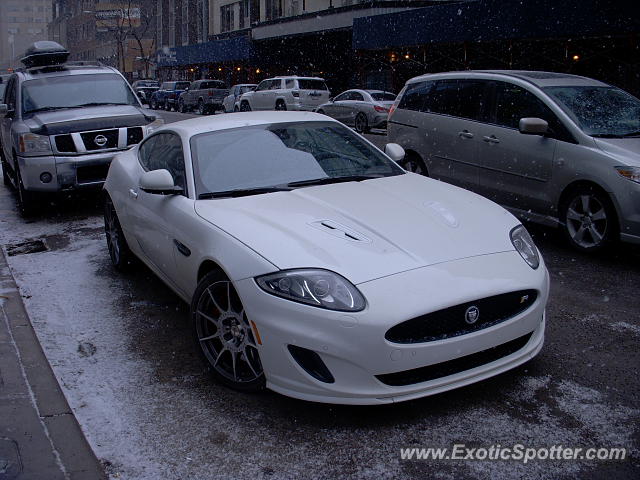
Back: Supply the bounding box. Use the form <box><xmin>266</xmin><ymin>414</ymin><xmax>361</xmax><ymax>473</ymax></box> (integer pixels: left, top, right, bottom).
<box><xmin>16</xmin><ymin>166</ymin><xmax>39</xmax><ymax>217</ymax></box>
<box><xmin>164</xmin><ymin>100</ymin><xmax>170</xmax><ymax>111</ymax></box>
<box><xmin>275</xmin><ymin>100</ymin><xmax>287</xmax><ymax>111</ymax></box>
<box><xmin>354</xmin><ymin>113</ymin><xmax>368</xmax><ymax>133</ymax></box>
<box><xmin>560</xmin><ymin>185</ymin><xmax>617</xmax><ymax>252</ymax></box>
<box><xmin>178</xmin><ymin>100</ymin><xmax>186</xmax><ymax>113</ymax></box>
<box><xmin>399</xmin><ymin>152</ymin><xmax>428</xmax><ymax>176</ymax></box>
<box><xmin>149</xmin><ymin>99</ymin><xmax>157</xmax><ymax>110</ymax></box>
<box><xmin>233</xmin><ymin>105</ymin><xmax>239</xmax><ymax>112</ymax></box>
<box><xmin>103</xmin><ymin>194</ymin><xmax>133</xmax><ymax>270</ymax></box>
<box><xmin>191</xmin><ymin>270</ymin><xmax>265</xmax><ymax>392</ymax></box>
<box><xmin>1</xmin><ymin>149</ymin><xmax>12</xmax><ymax>187</ymax></box>
<box><xmin>240</xmin><ymin>101</ymin><xmax>251</xmax><ymax>112</ymax></box>
<box><xmin>198</xmin><ymin>100</ymin><xmax>207</xmax><ymax>115</ymax></box>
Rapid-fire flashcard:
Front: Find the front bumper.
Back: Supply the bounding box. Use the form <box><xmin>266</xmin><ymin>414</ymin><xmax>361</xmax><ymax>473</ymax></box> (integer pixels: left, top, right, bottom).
<box><xmin>235</xmin><ymin>250</ymin><xmax>549</xmax><ymax>404</ymax></box>
<box><xmin>18</xmin><ymin>151</ymin><xmax>119</xmax><ymax>192</ymax></box>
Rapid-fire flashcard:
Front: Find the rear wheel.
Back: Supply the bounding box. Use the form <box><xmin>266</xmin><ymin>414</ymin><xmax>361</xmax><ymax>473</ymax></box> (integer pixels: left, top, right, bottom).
<box><xmin>560</xmin><ymin>185</ymin><xmax>617</xmax><ymax>252</ymax></box>
<box><xmin>198</xmin><ymin>100</ymin><xmax>208</xmax><ymax>115</ymax></box>
<box><xmin>275</xmin><ymin>100</ymin><xmax>287</xmax><ymax>111</ymax></box>
<box><xmin>104</xmin><ymin>195</ymin><xmax>133</xmax><ymax>270</ymax></box>
<box><xmin>191</xmin><ymin>270</ymin><xmax>265</xmax><ymax>392</ymax></box>
<box><xmin>399</xmin><ymin>152</ymin><xmax>428</xmax><ymax>176</ymax></box>
<box><xmin>240</xmin><ymin>101</ymin><xmax>251</xmax><ymax>112</ymax></box>
<box><xmin>354</xmin><ymin>113</ymin><xmax>368</xmax><ymax>133</ymax></box>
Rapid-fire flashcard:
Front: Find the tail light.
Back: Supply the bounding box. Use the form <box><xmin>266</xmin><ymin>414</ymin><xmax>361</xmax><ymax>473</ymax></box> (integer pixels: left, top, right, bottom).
<box><xmin>208</xmin><ymin>90</ymin><xmax>213</xmax><ymax>97</ymax></box>
<box><xmin>374</xmin><ymin>105</ymin><xmax>389</xmax><ymax>113</ymax></box>
<box><xmin>292</xmin><ymin>91</ymin><xmax>300</xmax><ymax>98</ymax></box>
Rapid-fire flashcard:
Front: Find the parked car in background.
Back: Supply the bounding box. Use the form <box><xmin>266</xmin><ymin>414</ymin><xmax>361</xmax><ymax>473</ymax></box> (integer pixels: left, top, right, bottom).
<box><xmin>388</xmin><ymin>70</ymin><xmax>640</xmax><ymax>252</ymax></box>
<box><xmin>239</xmin><ymin>76</ymin><xmax>330</xmax><ymax>112</ymax></box>
<box><xmin>103</xmin><ymin>111</ymin><xmax>548</xmax><ymax>404</ymax></box>
<box><xmin>177</xmin><ymin>79</ymin><xmax>229</xmax><ymax>115</ymax></box>
<box><xmin>316</xmin><ymin>89</ymin><xmax>396</xmax><ymax>133</ymax></box>
<box><xmin>149</xmin><ymin>81</ymin><xmax>191</xmax><ymax>111</ymax></box>
<box><xmin>0</xmin><ymin>74</ymin><xmax>11</xmax><ymax>100</ymax></box>
<box><xmin>223</xmin><ymin>84</ymin><xmax>257</xmax><ymax>112</ymax></box>
<box><xmin>0</xmin><ymin>41</ymin><xmax>161</xmax><ymax>216</ymax></box>
<box><xmin>131</xmin><ymin>79</ymin><xmax>159</xmax><ymax>105</ymax></box>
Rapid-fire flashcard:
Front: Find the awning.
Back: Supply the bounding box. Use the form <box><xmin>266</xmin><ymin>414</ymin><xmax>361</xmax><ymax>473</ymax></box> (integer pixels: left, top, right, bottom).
<box><xmin>156</xmin><ymin>36</ymin><xmax>254</xmax><ymax>67</ymax></box>
<box><xmin>353</xmin><ymin>0</ymin><xmax>640</xmax><ymax>50</ymax></box>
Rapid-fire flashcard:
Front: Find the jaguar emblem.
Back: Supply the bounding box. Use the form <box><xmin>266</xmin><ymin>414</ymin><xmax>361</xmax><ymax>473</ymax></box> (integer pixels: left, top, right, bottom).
<box><xmin>465</xmin><ymin>306</ymin><xmax>480</xmax><ymax>324</ymax></box>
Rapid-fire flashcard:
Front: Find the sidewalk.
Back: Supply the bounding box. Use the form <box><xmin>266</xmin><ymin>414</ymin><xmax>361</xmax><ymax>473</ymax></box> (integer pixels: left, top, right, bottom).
<box><xmin>0</xmin><ymin>249</ymin><xmax>105</xmax><ymax>480</ymax></box>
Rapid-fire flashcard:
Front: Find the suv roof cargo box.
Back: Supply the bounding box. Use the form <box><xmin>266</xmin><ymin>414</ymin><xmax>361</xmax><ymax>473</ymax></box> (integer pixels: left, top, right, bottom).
<box><xmin>21</xmin><ymin>41</ymin><xmax>70</xmax><ymax>68</ymax></box>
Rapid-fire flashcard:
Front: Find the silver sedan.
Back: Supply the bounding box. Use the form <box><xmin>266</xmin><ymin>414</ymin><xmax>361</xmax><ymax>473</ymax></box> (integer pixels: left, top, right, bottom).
<box><xmin>315</xmin><ymin>89</ymin><xmax>396</xmax><ymax>133</ymax></box>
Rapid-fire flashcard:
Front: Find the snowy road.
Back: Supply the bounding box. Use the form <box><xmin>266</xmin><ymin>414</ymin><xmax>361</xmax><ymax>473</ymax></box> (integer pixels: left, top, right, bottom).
<box><xmin>0</xmin><ymin>148</ymin><xmax>639</xmax><ymax>478</ymax></box>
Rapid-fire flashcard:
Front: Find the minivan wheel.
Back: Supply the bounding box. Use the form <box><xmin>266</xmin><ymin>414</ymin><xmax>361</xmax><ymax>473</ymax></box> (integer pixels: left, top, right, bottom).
<box><xmin>400</xmin><ymin>153</ymin><xmax>428</xmax><ymax>176</ymax></box>
<box><xmin>354</xmin><ymin>113</ymin><xmax>368</xmax><ymax>133</ymax></box>
<box><xmin>560</xmin><ymin>186</ymin><xmax>616</xmax><ymax>252</ymax></box>
<box><xmin>191</xmin><ymin>271</ymin><xmax>265</xmax><ymax>392</ymax></box>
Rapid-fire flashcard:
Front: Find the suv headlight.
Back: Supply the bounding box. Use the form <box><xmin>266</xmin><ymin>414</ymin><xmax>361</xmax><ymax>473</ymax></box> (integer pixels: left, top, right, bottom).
<box><xmin>18</xmin><ymin>133</ymin><xmax>52</xmax><ymax>156</ymax></box>
<box><xmin>510</xmin><ymin>225</ymin><xmax>540</xmax><ymax>269</ymax></box>
<box><xmin>615</xmin><ymin>166</ymin><xmax>640</xmax><ymax>184</ymax></box>
<box><xmin>256</xmin><ymin>269</ymin><xmax>366</xmax><ymax>312</ymax></box>
<box><xmin>145</xmin><ymin>118</ymin><xmax>164</xmax><ymax>135</ymax></box>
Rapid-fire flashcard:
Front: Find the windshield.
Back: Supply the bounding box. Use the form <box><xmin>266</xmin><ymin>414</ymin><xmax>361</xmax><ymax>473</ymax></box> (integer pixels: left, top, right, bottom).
<box><xmin>175</xmin><ymin>82</ymin><xmax>190</xmax><ymax>90</ymax></box>
<box><xmin>21</xmin><ymin>73</ymin><xmax>138</xmax><ymax>114</ymax></box>
<box><xmin>544</xmin><ymin>86</ymin><xmax>640</xmax><ymax>137</ymax></box>
<box><xmin>370</xmin><ymin>92</ymin><xmax>396</xmax><ymax>102</ymax></box>
<box><xmin>239</xmin><ymin>85</ymin><xmax>255</xmax><ymax>94</ymax></box>
<box><xmin>297</xmin><ymin>79</ymin><xmax>328</xmax><ymax>91</ymax></box>
<box><xmin>190</xmin><ymin>121</ymin><xmax>403</xmax><ymax>196</ymax></box>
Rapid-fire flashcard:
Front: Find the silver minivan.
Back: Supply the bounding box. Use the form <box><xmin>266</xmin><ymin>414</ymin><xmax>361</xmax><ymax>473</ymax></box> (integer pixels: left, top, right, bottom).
<box><xmin>388</xmin><ymin>70</ymin><xmax>640</xmax><ymax>252</ymax></box>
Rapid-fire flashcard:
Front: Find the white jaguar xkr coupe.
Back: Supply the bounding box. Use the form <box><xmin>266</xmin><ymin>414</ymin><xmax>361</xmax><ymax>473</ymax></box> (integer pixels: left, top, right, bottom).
<box><xmin>103</xmin><ymin>111</ymin><xmax>549</xmax><ymax>404</ymax></box>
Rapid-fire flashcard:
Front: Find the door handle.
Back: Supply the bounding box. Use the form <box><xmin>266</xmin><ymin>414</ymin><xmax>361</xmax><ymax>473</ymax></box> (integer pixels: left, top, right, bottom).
<box><xmin>458</xmin><ymin>130</ymin><xmax>474</xmax><ymax>139</ymax></box>
<box><xmin>483</xmin><ymin>135</ymin><xmax>500</xmax><ymax>144</ymax></box>
<box><xmin>128</xmin><ymin>188</ymin><xmax>138</xmax><ymax>199</ymax></box>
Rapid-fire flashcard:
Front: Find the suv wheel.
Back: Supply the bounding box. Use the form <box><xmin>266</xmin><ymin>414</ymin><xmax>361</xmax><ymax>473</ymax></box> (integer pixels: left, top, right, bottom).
<box><xmin>149</xmin><ymin>99</ymin><xmax>156</xmax><ymax>109</ymax></box>
<box><xmin>560</xmin><ymin>185</ymin><xmax>617</xmax><ymax>252</ymax></box>
<box><xmin>1</xmin><ymin>150</ymin><xmax>12</xmax><ymax>187</ymax></box>
<box><xmin>178</xmin><ymin>100</ymin><xmax>186</xmax><ymax>113</ymax></box>
<box><xmin>275</xmin><ymin>100</ymin><xmax>287</xmax><ymax>111</ymax></box>
<box><xmin>240</xmin><ymin>101</ymin><xmax>251</xmax><ymax>112</ymax></box>
<box><xmin>164</xmin><ymin>100</ymin><xmax>170</xmax><ymax>111</ymax></box>
<box><xmin>16</xmin><ymin>166</ymin><xmax>39</xmax><ymax>217</ymax></box>
<box><xmin>354</xmin><ymin>113</ymin><xmax>368</xmax><ymax>134</ymax></box>
<box><xmin>198</xmin><ymin>100</ymin><xmax>208</xmax><ymax>115</ymax></box>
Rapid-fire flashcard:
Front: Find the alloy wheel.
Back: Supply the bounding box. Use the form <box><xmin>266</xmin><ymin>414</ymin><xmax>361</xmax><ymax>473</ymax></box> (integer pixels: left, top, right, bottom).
<box><xmin>565</xmin><ymin>193</ymin><xmax>609</xmax><ymax>249</ymax></box>
<box><xmin>354</xmin><ymin>113</ymin><xmax>367</xmax><ymax>133</ymax></box>
<box><xmin>194</xmin><ymin>279</ymin><xmax>263</xmax><ymax>385</ymax></box>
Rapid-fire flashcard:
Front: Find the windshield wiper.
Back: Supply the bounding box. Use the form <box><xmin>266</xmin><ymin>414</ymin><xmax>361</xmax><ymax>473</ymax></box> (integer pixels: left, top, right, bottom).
<box><xmin>198</xmin><ymin>186</ymin><xmax>291</xmax><ymax>199</ymax></box>
<box><xmin>287</xmin><ymin>174</ymin><xmax>384</xmax><ymax>188</ymax></box>
<box><xmin>74</xmin><ymin>102</ymin><xmax>131</xmax><ymax>107</ymax></box>
<box><xmin>23</xmin><ymin>106</ymin><xmax>77</xmax><ymax>114</ymax></box>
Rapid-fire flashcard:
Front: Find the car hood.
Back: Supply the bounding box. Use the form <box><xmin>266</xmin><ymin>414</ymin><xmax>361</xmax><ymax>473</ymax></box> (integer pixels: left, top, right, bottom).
<box><xmin>593</xmin><ymin>137</ymin><xmax>640</xmax><ymax>166</ymax></box>
<box><xmin>25</xmin><ymin>105</ymin><xmax>150</xmax><ymax>135</ymax></box>
<box><xmin>194</xmin><ymin>174</ymin><xmax>520</xmax><ymax>284</ymax></box>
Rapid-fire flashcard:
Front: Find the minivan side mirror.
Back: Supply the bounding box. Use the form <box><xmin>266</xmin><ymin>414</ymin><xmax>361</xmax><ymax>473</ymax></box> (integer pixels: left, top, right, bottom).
<box><xmin>519</xmin><ymin>117</ymin><xmax>548</xmax><ymax>135</ymax></box>
<box><xmin>385</xmin><ymin>143</ymin><xmax>405</xmax><ymax>162</ymax></box>
<box><xmin>0</xmin><ymin>104</ymin><xmax>8</xmax><ymax>117</ymax></box>
<box><xmin>139</xmin><ymin>169</ymin><xmax>182</xmax><ymax>195</ymax></box>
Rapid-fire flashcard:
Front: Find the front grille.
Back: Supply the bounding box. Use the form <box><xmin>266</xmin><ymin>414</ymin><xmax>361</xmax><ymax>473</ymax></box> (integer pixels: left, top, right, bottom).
<box><xmin>77</xmin><ymin>163</ymin><xmax>110</xmax><ymax>184</ymax></box>
<box><xmin>80</xmin><ymin>129</ymin><xmax>119</xmax><ymax>151</ymax></box>
<box><xmin>54</xmin><ymin>134</ymin><xmax>76</xmax><ymax>153</ymax></box>
<box><xmin>375</xmin><ymin>332</ymin><xmax>533</xmax><ymax>386</ymax></box>
<box><xmin>385</xmin><ymin>290</ymin><xmax>537</xmax><ymax>344</ymax></box>
<box><xmin>126</xmin><ymin>127</ymin><xmax>144</xmax><ymax>146</ymax></box>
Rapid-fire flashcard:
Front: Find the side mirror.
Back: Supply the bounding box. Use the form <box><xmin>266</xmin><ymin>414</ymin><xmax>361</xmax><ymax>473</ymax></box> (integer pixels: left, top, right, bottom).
<box><xmin>385</xmin><ymin>143</ymin><xmax>405</xmax><ymax>162</ymax></box>
<box><xmin>0</xmin><ymin>104</ymin><xmax>8</xmax><ymax>118</ymax></box>
<box><xmin>139</xmin><ymin>169</ymin><xmax>182</xmax><ymax>195</ymax></box>
<box><xmin>519</xmin><ymin>117</ymin><xmax>548</xmax><ymax>135</ymax></box>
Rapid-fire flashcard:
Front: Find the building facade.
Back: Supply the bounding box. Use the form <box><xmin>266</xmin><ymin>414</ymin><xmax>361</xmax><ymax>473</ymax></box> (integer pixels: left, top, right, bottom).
<box><xmin>0</xmin><ymin>0</ymin><xmax>53</xmax><ymax>70</ymax></box>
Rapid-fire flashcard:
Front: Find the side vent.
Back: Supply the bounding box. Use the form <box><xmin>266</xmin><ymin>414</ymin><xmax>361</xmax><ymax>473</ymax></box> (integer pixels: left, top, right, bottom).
<box><xmin>310</xmin><ymin>220</ymin><xmax>371</xmax><ymax>243</ymax></box>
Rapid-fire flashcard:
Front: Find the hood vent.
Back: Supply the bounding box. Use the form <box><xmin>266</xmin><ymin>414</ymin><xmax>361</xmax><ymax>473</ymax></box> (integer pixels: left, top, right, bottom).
<box><xmin>310</xmin><ymin>220</ymin><xmax>371</xmax><ymax>243</ymax></box>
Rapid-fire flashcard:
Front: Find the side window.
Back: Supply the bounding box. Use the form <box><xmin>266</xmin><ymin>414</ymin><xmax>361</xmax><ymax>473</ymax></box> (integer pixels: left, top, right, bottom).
<box><xmin>351</xmin><ymin>92</ymin><xmax>364</xmax><ymax>102</ymax></box>
<box><xmin>398</xmin><ymin>81</ymin><xmax>432</xmax><ymax>112</ymax></box>
<box><xmin>493</xmin><ymin>82</ymin><xmax>556</xmax><ymax>129</ymax></box>
<box><xmin>270</xmin><ymin>80</ymin><xmax>282</xmax><ymax>90</ymax></box>
<box><xmin>138</xmin><ymin>133</ymin><xmax>187</xmax><ymax>194</ymax></box>
<box><xmin>426</xmin><ymin>79</ymin><xmax>487</xmax><ymax>121</ymax></box>
<box><xmin>334</xmin><ymin>92</ymin><xmax>349</xmax><ymax>102</ymax></box>
<box><xmin>256</xmin><ymin>80</ymin><xmax>269</xmax><ymax>91</ymax></box>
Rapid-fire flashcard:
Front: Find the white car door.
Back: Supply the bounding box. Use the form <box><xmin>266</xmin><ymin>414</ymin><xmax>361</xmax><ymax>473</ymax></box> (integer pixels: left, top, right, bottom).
<box><xmin>129</xmin><ymin>132</ymin><xmax>190</xmax><ymax>287</ymax></box>
<box><xmin>252</xmin><ymin>80</ymin><xmax>271</xmax><ymax>110</ymax></box>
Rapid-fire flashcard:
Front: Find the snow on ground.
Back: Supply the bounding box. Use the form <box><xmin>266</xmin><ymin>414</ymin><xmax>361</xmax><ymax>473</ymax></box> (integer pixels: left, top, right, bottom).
<box><xmin>0</xmin><ymin>189</ymin><xmax>638</xmax><ymax>479</ymax></box>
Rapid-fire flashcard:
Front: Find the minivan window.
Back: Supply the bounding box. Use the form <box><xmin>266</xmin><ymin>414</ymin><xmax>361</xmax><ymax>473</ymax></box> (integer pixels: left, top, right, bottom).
<box><xmin>493</xmin><ymin>82</ymin><xmax>555</xmax><ymax>129</ymax></box>
<box><xmin>544</xmin><ymin>85</ymin><xmax>640</xmax><ymax>137</ymax></box>
<box><xmin>427</xmin><ymin>79</ymin><xmax>487</xmax><ymax>121</ymax></box>
<box><xmin>297</xmin><ymin>79</ymin><xmax>328</xmax><ymax>91</ymax></box>
<box><xmin>398</xmin><ymin>81</ymin><xmax>432</xmax><ymax>111</ymax></box>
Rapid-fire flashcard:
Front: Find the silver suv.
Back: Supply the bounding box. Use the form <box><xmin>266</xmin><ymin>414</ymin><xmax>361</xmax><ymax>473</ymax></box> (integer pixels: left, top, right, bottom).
<box><xmin>239</xmin><ymin>76</ymin><xmax>330</xmax><ymax>112</ymax></box>
<box><xmin>0</xmin><ymin>41</ymin><xmax>162</xmax><ymax>216</ymax></box>
<box><xmin>388</xmin><ymin>70</ymin><xmax>640</xmax><ymax>252</ymax></box>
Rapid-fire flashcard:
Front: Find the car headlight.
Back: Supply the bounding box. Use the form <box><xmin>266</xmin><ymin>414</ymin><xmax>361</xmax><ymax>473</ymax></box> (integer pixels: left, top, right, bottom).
<box><xmin>18</xmin><ymin>132</ymin><xmax>52</xmax><ymax>156</ymax></box>
<box><xmin>256</xmin><ymin>269</ymin><xmax>366</xmax><ymax>312</ymax></box>
<box><xmin>145</xmin><ymin>118</ymin><xmax>164</xmax><ymax>135</ymax></box>
<box><xmin>615</xmin><ymin>166</ymin><xmax>640</xmax><ymax>184</ymax></box>
<box><xmin>510</xmin><ymin>225</ymin><xmax>540</xmax><ymax>269</ymax></box>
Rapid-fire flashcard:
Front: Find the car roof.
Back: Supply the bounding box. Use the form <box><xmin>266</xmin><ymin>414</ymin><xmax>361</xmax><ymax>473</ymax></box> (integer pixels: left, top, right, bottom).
<box><xmin>271</xmin><ymin>76</ymin><xmax>325</xmax><ymax>81</ymax></box>
<box><xmin>16</xmin><ymin>64</ymin><xmax>119</xmax><ymax>81</ymax></box>
<box><xmin>161</xmin><ymin>111</ymin><xmax>338</xmax><ymax>137</ymax></box>
<box><xmin>406</xmin><ymin>70</ymin><xmax>609</xmax><ymax>88</ymax></box>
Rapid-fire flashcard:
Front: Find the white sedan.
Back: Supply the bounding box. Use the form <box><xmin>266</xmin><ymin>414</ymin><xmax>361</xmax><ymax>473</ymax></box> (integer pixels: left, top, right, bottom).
<box><xmin>103</xmin><ymin>111</ymin><xmax>549</xmax><ymax>405</ymax></box>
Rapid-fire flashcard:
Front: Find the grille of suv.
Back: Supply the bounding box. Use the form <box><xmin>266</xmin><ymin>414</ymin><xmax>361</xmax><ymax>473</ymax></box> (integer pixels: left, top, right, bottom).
<box><xmin>375</xmin><ymin>332</ymin><xmax>533</xmax><ymax>386</ymax></box>
<box><xmin>385</xmin><ymin>290</ymin><xmax>538</xmax><ymax>344</ymax></box>
<box><xmin>126</xmin><ymin>127</ymin><xmax>144</xmax><ymax>145</ymax></box>
<box><xmin>55</xmin><ymin>134</ymin><xmax>76</xmax><ymax>153</ymax></box>
<box><xmin>80</xmin><ymin>129</ymin><xmax>119</xmax><ymax>151</ymax></box>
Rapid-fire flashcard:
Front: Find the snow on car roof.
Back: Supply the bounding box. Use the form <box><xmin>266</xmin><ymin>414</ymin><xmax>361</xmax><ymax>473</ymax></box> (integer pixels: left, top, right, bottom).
<box><xmin>160</xmin><ymin>111</ymin><xmax>338</xmax><ymax>137</ymax></box>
